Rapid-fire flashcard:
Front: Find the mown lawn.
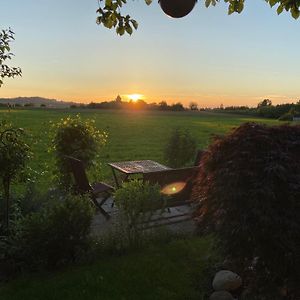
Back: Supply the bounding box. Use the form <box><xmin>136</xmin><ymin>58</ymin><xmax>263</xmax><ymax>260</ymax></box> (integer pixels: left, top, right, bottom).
<box><xmin>0</xmin><ymin>236</ymin><xmax>215</xmax><ymax>300</ymax></box>
<box><xmin>0</xmin><ymin>108</ymin><xmax>279</xmax><ymax>186</ymax></box>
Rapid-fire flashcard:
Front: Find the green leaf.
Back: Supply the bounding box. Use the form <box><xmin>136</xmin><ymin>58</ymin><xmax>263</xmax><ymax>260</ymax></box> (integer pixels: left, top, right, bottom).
<box><xmin>277</xmin><ymin>5</ymin><xmax>284</xmax><ymax>14</ymax></box>
<box><xmin>116</xmin><ymin>26</ymin><xmax>125</xmax><ymax>36</ymax></box>
<box><xmin>125</xmin><ymin>24</ymin><xmax>133</xmax><ymax>35</ymax></box>
<box><xmin>205</xmin><ymin>0</ymin><xmax>215</xmax><ymax>7</ymax></box>
<box><xmin>291</xmin><ymin>7</ymin><xmax>300</xmax><ymax>19</ymax></box>
<box><xmin>131</xmin><ymin>20</ymin><xmax>138</xmax><ymax>30</ymax></box>
<box><xmin>268</xmin><ymin>0</ymin><xmax>278</xmax><ymax>8</ymax></box>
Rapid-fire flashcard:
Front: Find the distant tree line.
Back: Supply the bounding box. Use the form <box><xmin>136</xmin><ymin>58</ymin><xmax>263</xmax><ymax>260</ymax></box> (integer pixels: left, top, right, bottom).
<box><xmin>211</xmin><ymin>99</ymin><xmax>300</xmax><ymax>121</ymax></box>
<box><xmin>256</xmin><ymin>99</ymin><xmax>300</xmax><ymax>120</ymax></box>
<box><xmin>3</xmin><ymin>95</ymin><xmax>300</xmax><ymax>120</ymax></box>
<box><xmin>71</xmin><ymin>95</ymin><xmax>189</xmax><ymax>112</ymax></box>
<box><xmin>0</xmin><ymin>103</ymin><xmax>47</xmax><ymax>108</ymax></box>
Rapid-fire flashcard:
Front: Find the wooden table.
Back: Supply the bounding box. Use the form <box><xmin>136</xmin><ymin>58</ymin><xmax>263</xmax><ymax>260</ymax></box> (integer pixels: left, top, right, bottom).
<box><xmin>108</xmin><ymin>160</ymin><xmax>172</xmax><ymax>188</ymax></box>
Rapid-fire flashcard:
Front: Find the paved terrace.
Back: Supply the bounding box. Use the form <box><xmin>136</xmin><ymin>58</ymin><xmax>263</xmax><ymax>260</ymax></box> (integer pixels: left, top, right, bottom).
<box><xmin>91</xmin><ymin>197</ymin><xmax>196</xmax><ymax>236</ymax></box>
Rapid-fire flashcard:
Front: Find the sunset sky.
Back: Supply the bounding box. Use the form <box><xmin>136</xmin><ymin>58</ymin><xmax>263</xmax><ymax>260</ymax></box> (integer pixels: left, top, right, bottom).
<box><xmin>1</xmin><ymin>0</ymin><xmax>300</xmax><ymax>107</ymax></box>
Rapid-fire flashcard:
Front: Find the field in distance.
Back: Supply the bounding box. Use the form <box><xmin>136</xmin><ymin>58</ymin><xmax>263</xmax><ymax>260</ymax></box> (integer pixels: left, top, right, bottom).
<box><xmin>0</xmin><ymin>108</ymin><xmax>279</xmax><ymax>186</ymax></box>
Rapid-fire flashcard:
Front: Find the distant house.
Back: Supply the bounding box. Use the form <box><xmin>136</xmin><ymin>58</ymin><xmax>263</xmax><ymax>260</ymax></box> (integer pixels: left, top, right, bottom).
<box><xmin>293</xmin><ymin>114</ymin><xmax>300</xmax><ymax>121</ymax></box>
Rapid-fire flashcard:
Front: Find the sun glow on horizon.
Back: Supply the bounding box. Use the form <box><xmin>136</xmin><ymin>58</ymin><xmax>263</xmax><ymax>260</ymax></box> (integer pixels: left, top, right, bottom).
<box><xmin>127</xmin><ymin>94</ymin><xmax>144</xmax><ymax>102</ymax></box>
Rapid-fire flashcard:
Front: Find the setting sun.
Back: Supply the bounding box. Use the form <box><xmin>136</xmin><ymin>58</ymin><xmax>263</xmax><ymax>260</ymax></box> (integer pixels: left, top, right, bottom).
<box><xmin>127</xmin><ymin>94</ymin><xmax>144</xmax><ymax>102</ymax></box>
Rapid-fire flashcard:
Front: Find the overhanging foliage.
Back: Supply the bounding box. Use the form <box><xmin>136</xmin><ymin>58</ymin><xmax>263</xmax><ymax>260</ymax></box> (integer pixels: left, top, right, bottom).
<box><xmin>0</xmin><ymin>29</ymin><xmax>22</xmax><ymax>87</ymax></box>
<box><xmin>97</xmin><ymin>0</ymin><xmax>300</xmax><ymax>35</ymax></box>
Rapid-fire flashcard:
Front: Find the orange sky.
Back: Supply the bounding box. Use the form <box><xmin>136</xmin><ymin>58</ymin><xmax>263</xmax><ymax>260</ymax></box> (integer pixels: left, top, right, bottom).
<box><xmin>1</xmin><ymin>0</ymin><xmax>300</xmax><ymax>108</ymax></box>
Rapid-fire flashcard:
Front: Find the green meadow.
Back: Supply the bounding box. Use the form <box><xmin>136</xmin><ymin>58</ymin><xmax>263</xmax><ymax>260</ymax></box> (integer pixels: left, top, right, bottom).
<box><xmin>0</xmin><ymin>108</ymin><xmax>279</xmax><ymax>186</ymax></box>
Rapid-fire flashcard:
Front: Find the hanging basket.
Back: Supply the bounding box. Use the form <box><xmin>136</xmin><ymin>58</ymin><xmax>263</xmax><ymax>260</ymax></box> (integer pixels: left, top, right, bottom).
<box><xmin>159</xmin><ymin>0</ymin><xmax>197</xmax><ymax>18</ymax></box>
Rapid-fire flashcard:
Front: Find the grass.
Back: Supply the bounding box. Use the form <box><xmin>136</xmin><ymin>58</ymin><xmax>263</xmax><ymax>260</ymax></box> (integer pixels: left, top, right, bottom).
<box><xmin>0</xmin><ymin>236</ymin><xmax>215</xmax><ymax>300</ymax></box>
<box><xmin>0</xmin><ymin>109</ymin><xmax>283</xmax><ymax>299</ymax></box>
<box><xmin>0</xmin><ymin>108</ymin><xmax>280</xmax><ymax>186</ymax></box>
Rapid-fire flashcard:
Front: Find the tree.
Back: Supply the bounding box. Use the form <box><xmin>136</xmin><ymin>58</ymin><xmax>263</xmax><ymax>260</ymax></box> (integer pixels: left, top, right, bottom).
<box><xmin>0</xmin><ymin>29</ymin><xmax>22</xmax><ymax>87</ymax></box>
<box><xmin>0</xmin><ymin>122</ymin><xmax>30</xmax><ymax>228</ymax></box>
<box><xmin>171</xmin><ymin>102</ymin><xmax>185</xmax><ymax>111</ymax></box>
<box><xmin>192</xmin><ymin>123</ymin><xmax>300</xmax><ymax>299</ymax></box>
<box><xmin>258</xmin><ymin>98</ymin><xmax>272</xmax><ymax>108</ymax></box>
<box><xmin>189</xmin><ymin>102</ymin><xmax>198</xmax><ymax>111</ymax></box>
<box><xmin>115</xmin><ymin>95</ymin><xmax>122</xmax><ymax>103</ymax></box>
<box><xmin>158</xmin><ymin>101</ymin><xmax>169</xmax><ymax>111</ymax></box>
<box><xmin>96</xmin><ymin>0</ymin><xmax>300</xmax><ymax>36</ymax></box>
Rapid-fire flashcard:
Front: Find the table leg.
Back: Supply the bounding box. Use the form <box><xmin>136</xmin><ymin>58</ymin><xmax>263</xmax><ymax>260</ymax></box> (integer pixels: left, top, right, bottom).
<box><xmin>111</xmin><ymin>167</ymin><xmax>120</xmax><ymax>188</ymax></box>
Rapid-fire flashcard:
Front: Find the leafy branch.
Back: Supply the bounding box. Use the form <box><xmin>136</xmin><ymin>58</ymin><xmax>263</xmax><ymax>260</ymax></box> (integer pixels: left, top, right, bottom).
<box><xmin>96</xmin><ymin>0</ymin><xmax>300</xmax><ymax>36</ymax></box>
<box><xmin>96</xmin><ymin>0</ymin><xmax>152</xmax><ymax>36</ymax></box>
<box><xmin>0</xmin><ymin>28</ymin><xmax>22</xmax><ymax>87</ymax></box>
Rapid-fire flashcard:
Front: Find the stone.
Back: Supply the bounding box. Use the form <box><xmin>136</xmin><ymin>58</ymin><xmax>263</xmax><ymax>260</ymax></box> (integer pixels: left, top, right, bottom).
<box><xmin>209</xmin><ymin>291</ymin><xmax>235</xmax><ymax>300</ymax></box>
<box><xmin>212</xmin><ymin>270</ymin><xmax>242</xmax><ymax>291</ymax></box>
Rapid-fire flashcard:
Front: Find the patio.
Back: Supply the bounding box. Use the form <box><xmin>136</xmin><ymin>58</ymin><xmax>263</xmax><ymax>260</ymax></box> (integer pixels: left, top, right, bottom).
<box><xmin>91</xmin><ymin>196</ymin><xmax>196</xmax><ymax>236</ymax></box>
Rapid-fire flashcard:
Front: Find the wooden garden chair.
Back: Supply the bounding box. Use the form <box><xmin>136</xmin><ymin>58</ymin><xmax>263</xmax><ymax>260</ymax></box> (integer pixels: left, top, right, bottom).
<box><xmin>65</xmin><ymin>156</ymin><xmax>114</xmax><ymax>220</ymax></box>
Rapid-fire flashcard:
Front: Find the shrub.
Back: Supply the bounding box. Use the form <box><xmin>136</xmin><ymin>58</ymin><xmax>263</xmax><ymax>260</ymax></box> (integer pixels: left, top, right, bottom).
<box><xmin>114</xmin><ymin>180</ymin><xmax>164</xmax><ymax>247</ymax></box>
<box><xmin>164</xmin><ymin>128</ymin><xmax>197</xmax><ymax>168</ymax></box>
<box><xmin>192</xmin><ymin>123</ymin><xmax>300</xmax><ymax>299</ymax></box>
<box><xmin>50</xmin><ymin>115</ymin><xmax>107</xmax><ymax>188</ymax></box>
<box><xmin>278</xmin><ymin>112</ymin><xmax>293</xmax><ymax>121</ymax></box>
<box><xmin>11</xmin><ymin>194</ymin><xmax>94</xmax><ymax>269</ymax></box>
<box><xmin>0</xmin><ymin>121</ymin><xmax>30</xmax><ymax>228</ymax></box>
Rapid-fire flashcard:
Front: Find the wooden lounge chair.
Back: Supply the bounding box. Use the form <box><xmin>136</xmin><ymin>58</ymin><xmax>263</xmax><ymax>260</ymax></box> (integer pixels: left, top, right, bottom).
<box><xmin>65</xmin><ymin>156</ymin><xmax>114</xmax><ymax>219</ymax></box>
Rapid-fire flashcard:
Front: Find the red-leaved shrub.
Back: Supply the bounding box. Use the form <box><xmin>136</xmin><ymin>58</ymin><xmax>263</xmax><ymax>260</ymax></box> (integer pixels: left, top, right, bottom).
<box><xmin>192</xmin><ymin>123</ymin><xmax>300</xmax><ymax>299</ymax></box>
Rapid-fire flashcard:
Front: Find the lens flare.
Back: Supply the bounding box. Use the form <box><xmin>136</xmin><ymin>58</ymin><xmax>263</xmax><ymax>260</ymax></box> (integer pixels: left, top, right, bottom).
<box><xmin>161</xmin><ymin>182</ymin><xmax>187</xmax><ymax>195</ymax></box>
<box><xmin>128</xmin><ymin>94</ymin><xmax>143</xmax><ymax>102</ymax></box>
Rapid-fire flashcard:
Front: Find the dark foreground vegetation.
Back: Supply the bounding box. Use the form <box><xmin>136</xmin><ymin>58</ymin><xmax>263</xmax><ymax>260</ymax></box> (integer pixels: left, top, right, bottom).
<box><xmin>0</xmin><ymin>110</ymin><xmax>299</xmax><ymax>299</ymax></box>
<box><xmin>0</xmin><ymin>236</ymin><xmax>215</xmax><ymax>300</ymax></box>
<box><xmin>193</xmin><ymin>123</ymin><xmax>300</xmax><ymax>299</ymax></box>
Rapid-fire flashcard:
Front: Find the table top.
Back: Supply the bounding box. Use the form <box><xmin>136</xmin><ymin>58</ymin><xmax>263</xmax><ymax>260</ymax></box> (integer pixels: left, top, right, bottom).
<box><xmin>108</xmin><ymin>160</ymin><xmax>172</xmax><ymax>174</ymax></box>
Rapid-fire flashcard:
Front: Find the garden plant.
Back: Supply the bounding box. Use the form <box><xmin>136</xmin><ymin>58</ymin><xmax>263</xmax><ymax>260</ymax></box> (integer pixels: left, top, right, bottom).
<box><xmin>0</xmin><ymin>121</ymin><xmax>30</xmax><ymax>229</ymax></box>
<box><xmin>114</xmin><ymin>180</ymin><xmax>164</xmax><ymax>247</ymax></box>
<box><xmin>50</xmin><ymin>115</ymin><xmax>107</xmax><ymax>189</ymax></box>
<box><xmin>164</xmin><ymin>128</ymin><xmax>197</xmax><ymax>168</ymax></box>
<box><xmin>193</xmin><ymin>123</ymin><xmax>300</xmax><ymax>299</ymax></box>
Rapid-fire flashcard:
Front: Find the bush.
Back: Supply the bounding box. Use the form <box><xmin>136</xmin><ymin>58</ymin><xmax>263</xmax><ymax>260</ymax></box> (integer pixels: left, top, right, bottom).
<box><xmin>278</xmin><ymin>112</ymin><xmax>293</xmax><ymax>121</ymax></box>
<box><xmin>0</xmin><ymin>121</ymin><xmax>30</xmax><ymax>228</ymax></box>
<box><xmin>8</xmin><ymin>194</ymin><xmax>94</xmax><ymax>270</ymax></box>
<box><xmin>192</xmin><ymin>123</ymin><xmax>300</xmax><ymax>299</ymax></box>
<box><xmin>114</xmin><ymin>180</ymin><xmax>164</xmax><ymax>247</ymax></box>
<box><xmin>50</xmin><ymin>115</ymin><xmax>107</xmax><ymax>188</ymax></box>
<box><xmin>164</xmin><ymin>128</ymin><xmax>197</xmax><ymax>168</ymax></box>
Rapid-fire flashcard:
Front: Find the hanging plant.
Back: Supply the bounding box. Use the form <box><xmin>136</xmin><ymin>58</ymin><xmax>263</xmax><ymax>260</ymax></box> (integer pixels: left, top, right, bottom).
<box><xmin>159</xmin><ymin>0</ymin><xmax>197</xmax><ymax>18</ymax></box>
